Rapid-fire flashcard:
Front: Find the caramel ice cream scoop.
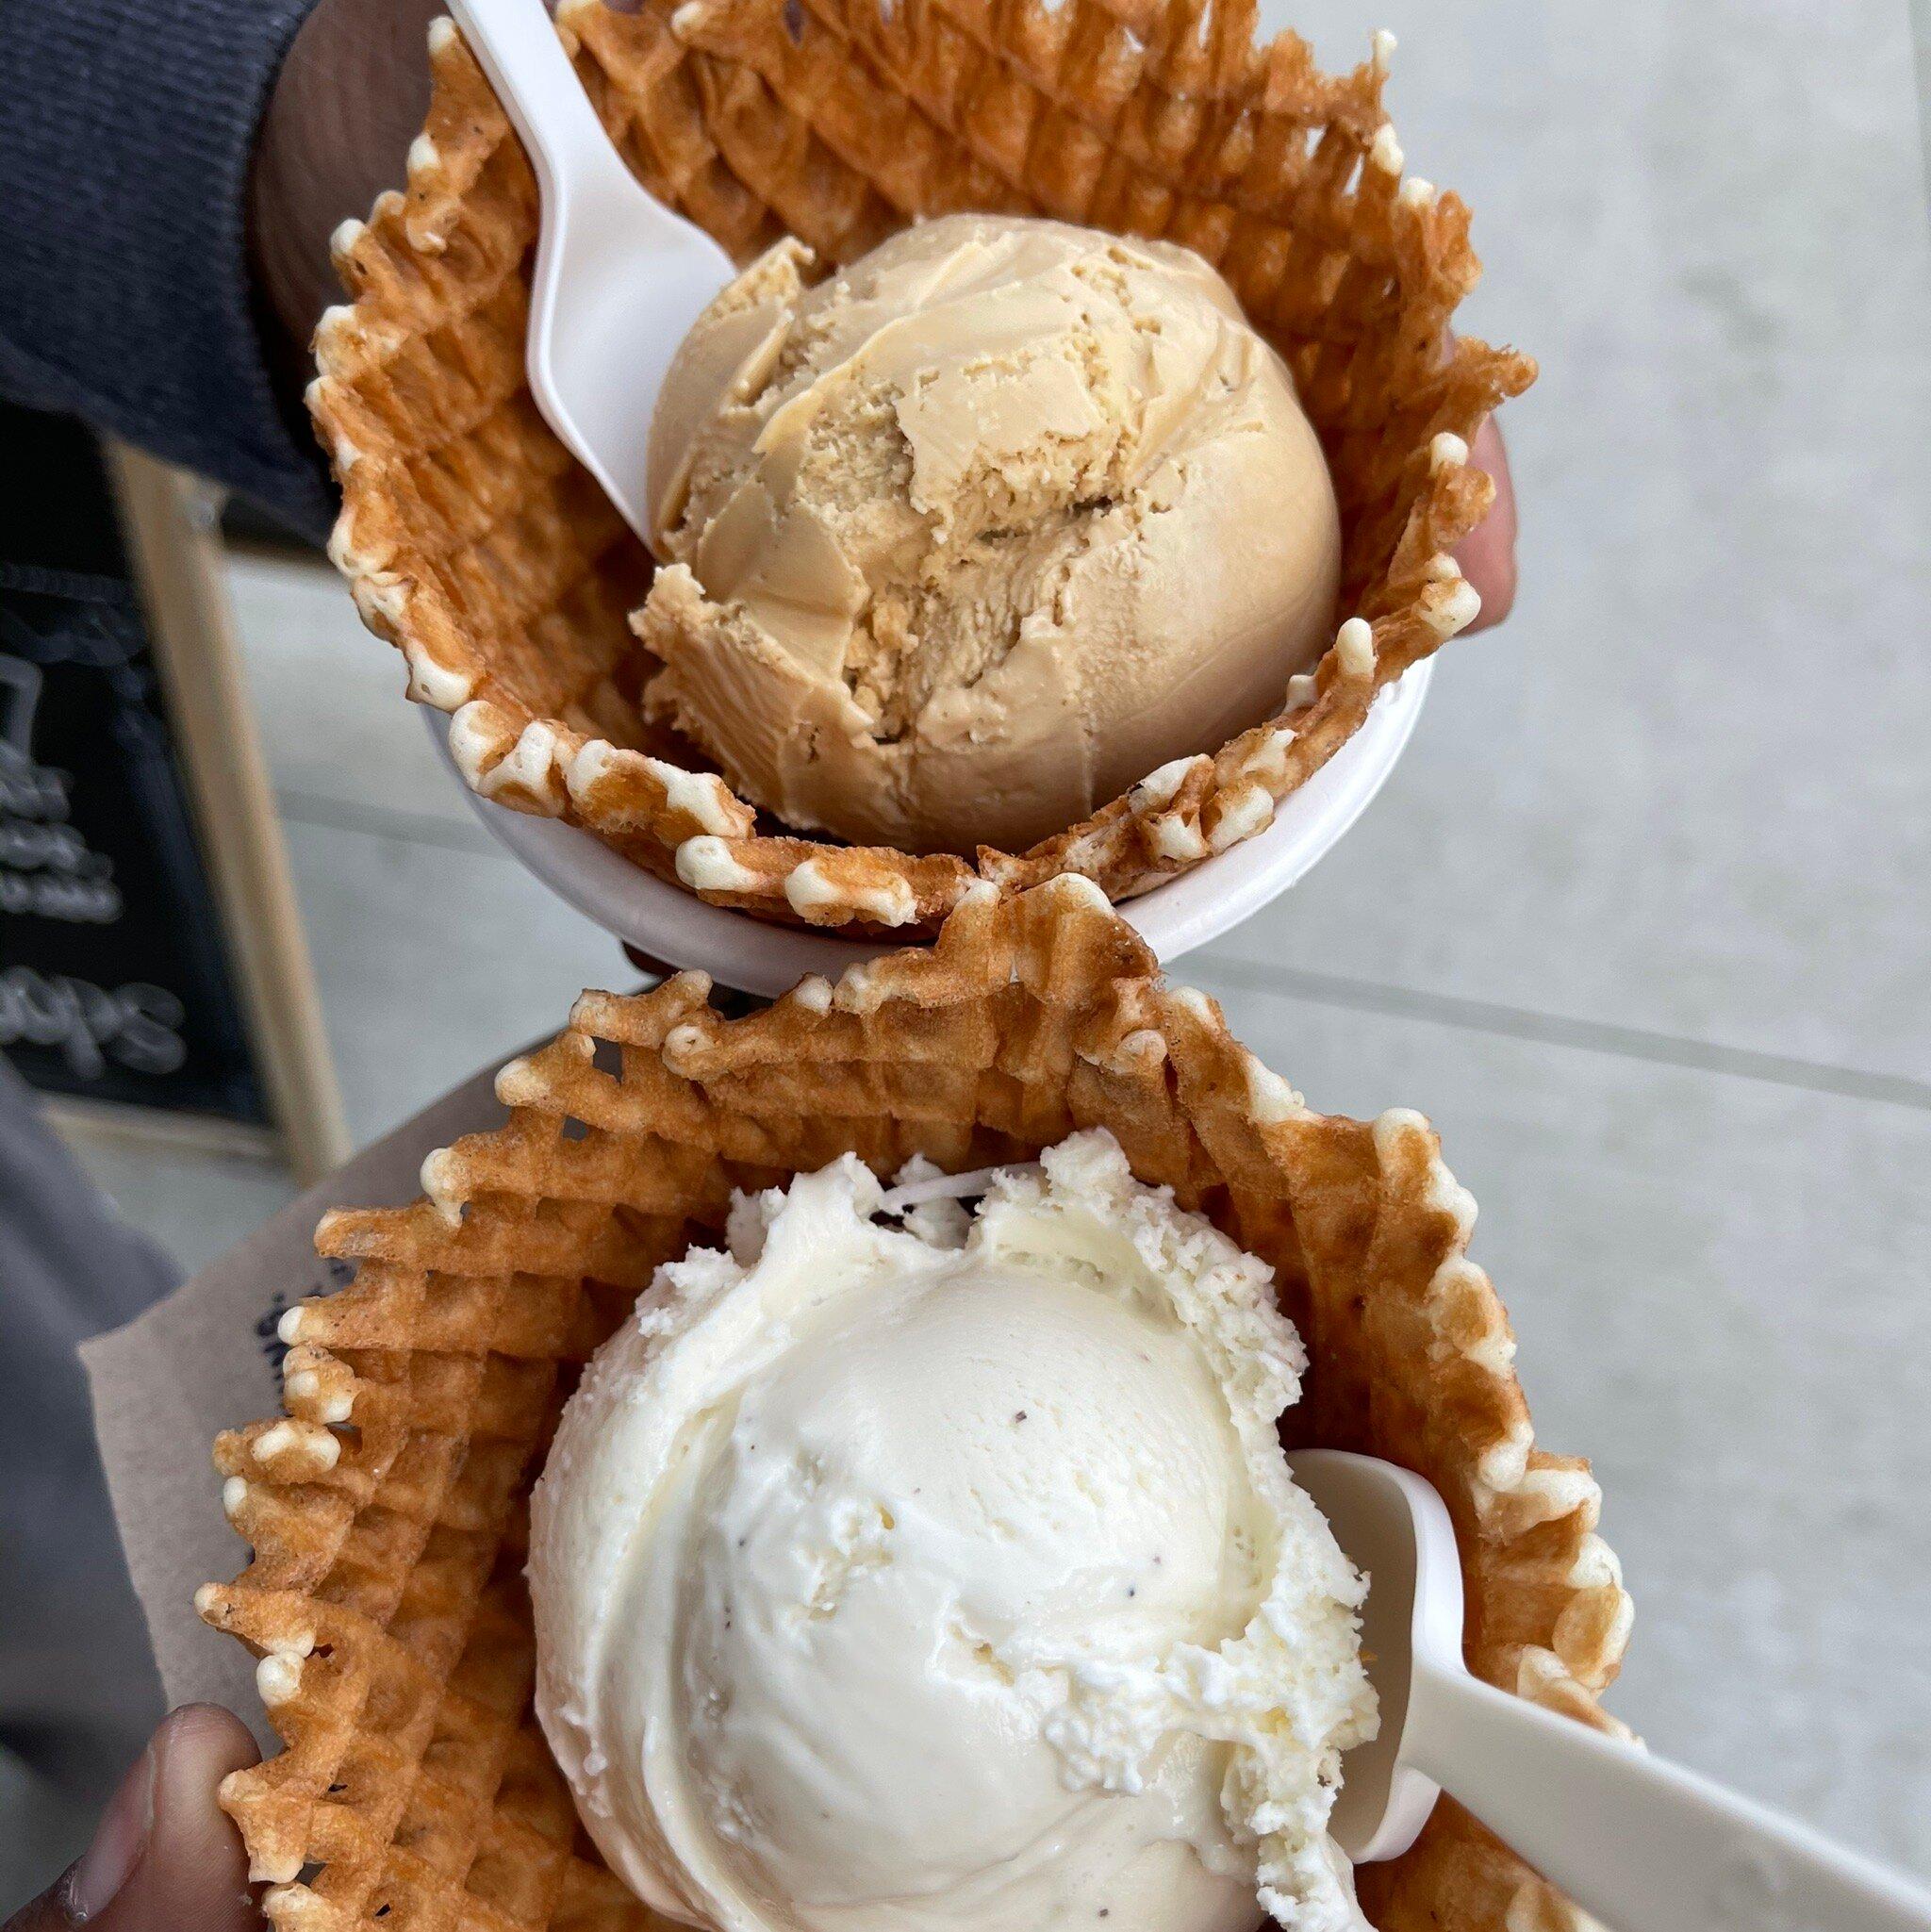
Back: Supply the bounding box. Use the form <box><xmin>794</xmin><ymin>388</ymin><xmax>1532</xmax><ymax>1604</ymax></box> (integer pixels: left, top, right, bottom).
<box><xmin>639</xmin><ymin>213</ymin><xmax>1342</xmax><ymax>857</ymax></box>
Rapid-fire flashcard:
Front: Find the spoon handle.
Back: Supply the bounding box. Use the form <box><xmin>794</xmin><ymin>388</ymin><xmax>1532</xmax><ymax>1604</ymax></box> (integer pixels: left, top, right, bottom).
<box><xmin>1409</xmin><ymin>1659</ymin><xmax>1931</xmax><ymax>1932</ymax></box>
<box><xmin>446</xmin><ymin>0</ymin><xmax>648</xmax><ymax>214</ymax></box>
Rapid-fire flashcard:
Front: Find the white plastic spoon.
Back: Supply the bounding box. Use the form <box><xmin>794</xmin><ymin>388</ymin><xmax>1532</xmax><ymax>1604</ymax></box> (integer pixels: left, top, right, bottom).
<box><xmin>444</xmin><ymin>0</ymin><xmax>734</xmax><ymax>547</ymax></box>
<box><xmin>1288</xmin><ymin>1449</ymin><xmax>1931</xmax><ymax>1931</ymax></box>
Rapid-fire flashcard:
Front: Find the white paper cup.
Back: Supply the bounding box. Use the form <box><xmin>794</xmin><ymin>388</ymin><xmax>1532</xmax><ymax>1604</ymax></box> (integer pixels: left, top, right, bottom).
<box><xmin>423</xmin><ymin>660</ymin><xmax>1430</xmax><ymax>997</ymax></box>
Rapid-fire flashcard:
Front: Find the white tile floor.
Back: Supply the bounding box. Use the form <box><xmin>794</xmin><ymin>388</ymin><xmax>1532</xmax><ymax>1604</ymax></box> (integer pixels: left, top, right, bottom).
<box><xmin>53</xmin><ymin>0</ymin><xmax>1931</xmax><ymax>1896</ymax></box>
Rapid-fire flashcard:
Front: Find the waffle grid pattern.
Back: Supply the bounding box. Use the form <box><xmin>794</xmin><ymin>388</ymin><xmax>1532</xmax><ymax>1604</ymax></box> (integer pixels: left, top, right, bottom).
<box><xmin>204</xmin><ymin>880</ymin><xmax>1628</xmax><ymax>1932</ymax></box>
<box><xmin>312</xmin><ymin>0</ymin><xmax>1533</xmax><ymax>935</ymax></box>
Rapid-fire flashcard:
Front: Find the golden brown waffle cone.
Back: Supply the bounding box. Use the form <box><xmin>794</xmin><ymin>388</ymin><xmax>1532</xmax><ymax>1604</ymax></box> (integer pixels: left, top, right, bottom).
<box><xmin>313</xmin><ymin>0</ymin><xmax>1532</xmax><ymax>936</ymax></box>
<box><xmin>202</xmin><ymin>878</ymin><xmax>1627</xmax><ymax>1932</ymax></box>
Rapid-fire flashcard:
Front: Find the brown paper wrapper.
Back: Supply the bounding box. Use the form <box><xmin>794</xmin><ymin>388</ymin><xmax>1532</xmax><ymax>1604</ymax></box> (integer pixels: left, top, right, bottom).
<box><xmin>79</xmin><ymin>1060</ymin><xmax>516</xmax><ymax>1736</ymax></box>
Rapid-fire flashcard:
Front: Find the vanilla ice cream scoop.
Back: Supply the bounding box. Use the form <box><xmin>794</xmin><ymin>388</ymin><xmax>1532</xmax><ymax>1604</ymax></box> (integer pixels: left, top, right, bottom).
<box><xmin>637</xmin><ymin>214</ymin><xmax>1343</xmax><ymax>855</ymax></box>
<box><xmin>530</xmin><ymin>1132</ymin><xmax>1376</xmax><ymax>1932</ymax></box>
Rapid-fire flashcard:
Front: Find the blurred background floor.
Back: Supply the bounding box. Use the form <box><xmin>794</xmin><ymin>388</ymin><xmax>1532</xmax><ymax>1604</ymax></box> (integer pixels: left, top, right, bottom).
<box><xmin>33</xmin><ymin>0</ymin><xmax>1931</xmax><ymax>1904</ymax></box>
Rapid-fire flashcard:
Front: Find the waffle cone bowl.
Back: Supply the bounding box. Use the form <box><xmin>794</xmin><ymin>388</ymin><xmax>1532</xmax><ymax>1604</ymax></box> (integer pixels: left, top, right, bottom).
<box><xmin>200</xmin><ymin>879</ymin><xmax>1627</xmax><ymax>1932</ymax></box>
<box><xmin>314</xmin><ymin>0</ymin><xmax>1533</xmax><ymax>938</ymax></box>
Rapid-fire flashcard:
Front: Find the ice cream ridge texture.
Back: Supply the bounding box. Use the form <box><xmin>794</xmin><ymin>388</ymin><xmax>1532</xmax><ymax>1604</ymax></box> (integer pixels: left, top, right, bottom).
<box><xmin>530</xmin><ymin>1131</ymin><xmax>1377</xmax><ymax>1932</ymax></box>
<box><xmin>640</xmin><ymin>215</ymin><xmax>1344</xmax><ymax>856</ymax></box>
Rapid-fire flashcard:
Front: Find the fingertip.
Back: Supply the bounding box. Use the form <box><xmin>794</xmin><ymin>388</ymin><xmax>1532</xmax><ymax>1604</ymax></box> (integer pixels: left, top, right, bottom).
<box><xmin>1455</xmin><ymin>417</ymin><xmax>1519</xmax><ymax>634</ymax></box>
<box><xmin>1461</xmin><ymin>533</ymin><xmax>1517</xmax><ymax>631</ymax></box>
<box><xmin>158</xmin><ymin>1705</ymin><xmax>261</xmax><ymax>1779</ymax></box>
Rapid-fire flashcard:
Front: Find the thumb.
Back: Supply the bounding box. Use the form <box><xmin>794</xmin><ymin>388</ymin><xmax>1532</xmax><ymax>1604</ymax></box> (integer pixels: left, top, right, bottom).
<box><xmin>7</xmin><ymin>1707</ymin><xmax>261</xmax><ymax>1931</ymax></box>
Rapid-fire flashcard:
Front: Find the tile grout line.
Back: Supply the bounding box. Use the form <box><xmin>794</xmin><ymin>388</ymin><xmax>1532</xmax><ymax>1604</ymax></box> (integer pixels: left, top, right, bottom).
<box><xmin>1190</xmin><ymin>954</ymin><xmax>1931</xmax><ymax>1114</ymax></box>
<box><xmin>275</xmin><ymin>787</ymin><xmax>503</xmax><ymax>859</ymax></box>
<box><xmin>271</xmin><ymin>788</ymin><xmax>1930</xmax><ymax>1115</ymax></box>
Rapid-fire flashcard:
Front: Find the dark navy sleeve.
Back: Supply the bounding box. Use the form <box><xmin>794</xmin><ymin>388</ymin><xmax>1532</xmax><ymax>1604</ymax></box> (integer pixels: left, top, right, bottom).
<box><xmin>0</xmin><ymin>1059</ymin><xmax>172</xmax><ymax>1818</ymax></box>
<box><xmin>0</xmin><ymin>0</ymin><xmax>334</xmax><ymax>538</ymax></box>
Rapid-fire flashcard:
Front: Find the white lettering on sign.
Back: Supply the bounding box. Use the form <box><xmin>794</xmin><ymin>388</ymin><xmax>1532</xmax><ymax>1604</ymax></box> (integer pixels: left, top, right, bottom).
<box><xmin>0</xmin><ymin>652</ymin><xmax>124</xmax><ymax>925</ymax></box>
<box><xmin>0</xmin><ymin>968</ymin><xmax>187</xmax><ymax>1080</ymax></box>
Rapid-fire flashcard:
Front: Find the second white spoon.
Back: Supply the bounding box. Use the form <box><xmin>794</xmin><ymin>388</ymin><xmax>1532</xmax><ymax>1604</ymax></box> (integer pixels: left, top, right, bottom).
<box><xmin>1290</xmin><ymin>1448</ymin><xmax>1931</xmax><ymax>1932</ymax></box>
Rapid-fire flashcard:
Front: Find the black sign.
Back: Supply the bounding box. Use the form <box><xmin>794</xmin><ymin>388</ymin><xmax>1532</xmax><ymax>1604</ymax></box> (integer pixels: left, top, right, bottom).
<box><xmin>0</xmin><ymin>404</ymin><xmax>268</xmax><ymax>1123</ymax></box>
